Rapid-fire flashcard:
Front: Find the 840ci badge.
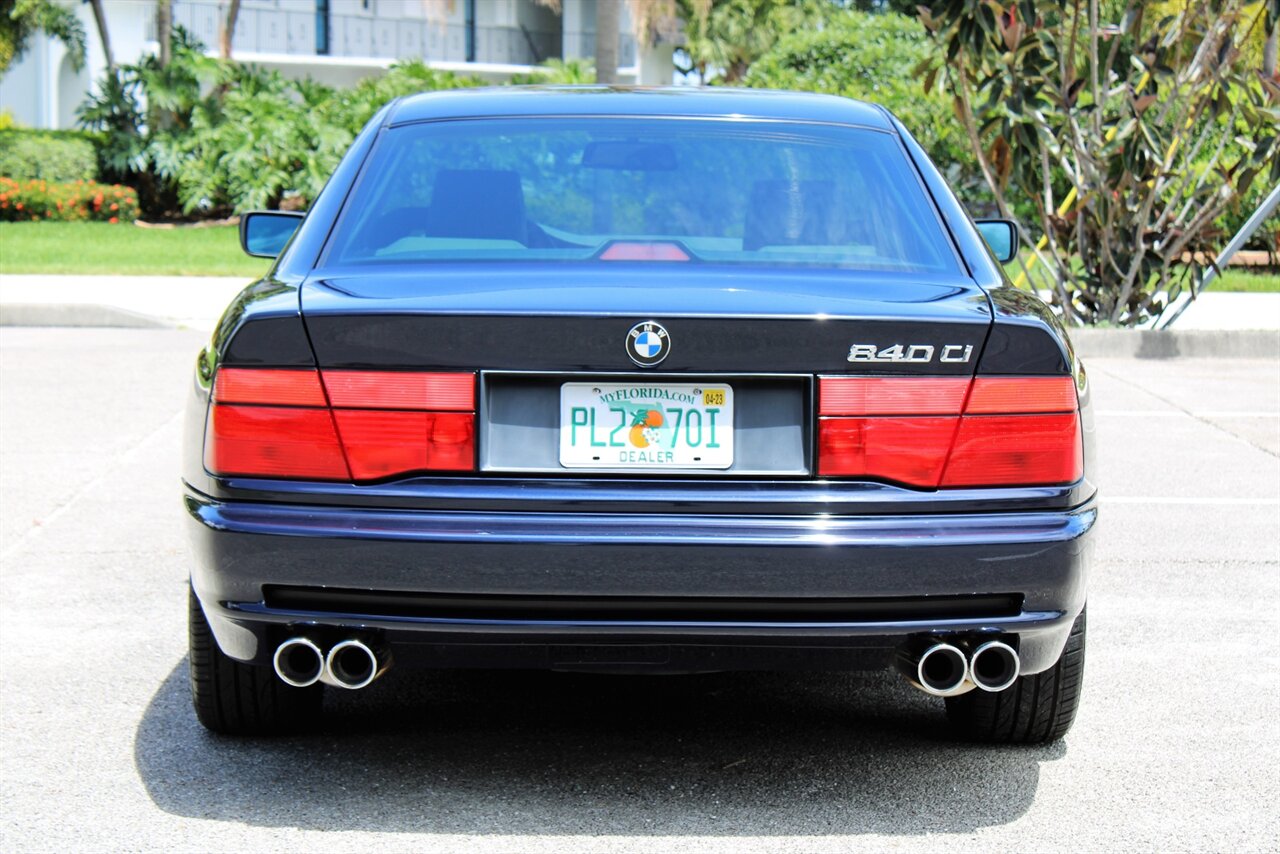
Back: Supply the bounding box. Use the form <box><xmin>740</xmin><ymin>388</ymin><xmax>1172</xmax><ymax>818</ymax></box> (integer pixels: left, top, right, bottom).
<box><xmin>559</xmin><ymin>383</ymin><xmax>735</xmax><ymax>469</ymax></box>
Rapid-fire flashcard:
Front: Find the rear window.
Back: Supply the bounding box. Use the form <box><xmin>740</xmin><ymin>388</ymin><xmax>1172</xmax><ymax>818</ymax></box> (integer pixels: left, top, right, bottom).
<box><xmin>325</xmin><ymin>117</ymin><xmax>960</xmax><ymax>273</ymax></box>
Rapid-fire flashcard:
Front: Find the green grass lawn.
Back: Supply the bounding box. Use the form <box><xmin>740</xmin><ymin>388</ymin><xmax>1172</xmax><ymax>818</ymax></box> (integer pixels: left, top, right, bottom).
<box><xmin>0</xmin><ymin>222</ymin><xmax>271</xmax><ymax>277</ymax></box>
<box><xmin>1002</xmin><ymin>256</ymin><xmax>1280</xmax><ymax>293</ymax></box>
<box><xmin>3</xmin><ymin>221</ymin><xmax>1278</xmax><ymax>289</ymax></box>
<box><xmin>1214</xmin><ymin>269</ymin><xmax>1280</xmax><ymax>292</ymax></box>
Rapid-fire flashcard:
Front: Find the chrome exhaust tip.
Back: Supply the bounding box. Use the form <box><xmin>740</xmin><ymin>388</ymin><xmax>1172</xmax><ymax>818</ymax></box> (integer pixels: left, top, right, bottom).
<box><xmin>897</xmin><ymin>640</ymin><xmax>972</xmax><ymax>697</ymax></box>
<box><xmin>273</xmin><ymin>637</ymin><xmax>324</xmax><ymax>688</ymax></box>
<box><xmin>969</xmin><ymin>640</ymin><xmax>1020</xmax><ymax>692</ymax></box>
<box><xmin>323</xmin><ymin>639</ymin><xmax>387</xmax><ymax>690</ymax></box>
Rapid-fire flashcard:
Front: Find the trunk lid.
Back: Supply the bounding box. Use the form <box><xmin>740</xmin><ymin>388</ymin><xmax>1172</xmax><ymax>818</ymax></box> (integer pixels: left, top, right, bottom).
<box><xmin>300</xmin><ymin>264</ymin><xmax>992</xmax><ymax>373</ymax></box>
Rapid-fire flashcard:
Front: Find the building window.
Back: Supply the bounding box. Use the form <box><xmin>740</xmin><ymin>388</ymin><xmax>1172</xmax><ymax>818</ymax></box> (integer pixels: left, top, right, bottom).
<box><xmin>316</xmin><ymin>0</ymin><xmax>331</xmax><ymax>55</ymax></box>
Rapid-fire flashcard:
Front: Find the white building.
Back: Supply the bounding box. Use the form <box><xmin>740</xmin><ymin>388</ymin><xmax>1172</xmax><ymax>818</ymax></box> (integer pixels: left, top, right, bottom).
<box><xmin>0</xmin><ymin>0</ymin><xmax>676</xmax><ymax>130</ymax></box>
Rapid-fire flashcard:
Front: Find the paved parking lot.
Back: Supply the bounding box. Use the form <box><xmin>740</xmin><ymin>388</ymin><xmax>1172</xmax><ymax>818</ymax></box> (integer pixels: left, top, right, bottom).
<box><xmin>1</xmin><ymin>327</ymin><xmax>1277</xmax><ymax>852</ymax></box>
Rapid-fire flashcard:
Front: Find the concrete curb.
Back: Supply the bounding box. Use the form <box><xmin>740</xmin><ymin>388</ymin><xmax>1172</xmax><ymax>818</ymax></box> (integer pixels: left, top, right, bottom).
<box><xmin>0</xmin><ymin>303</ymin><xmax>174</xmax><ymax>329</ymax></box>
<box><xmin>1070</xmin><ymin>328</ymin><xmax>1279</xmax><ymax>359</ymax></box>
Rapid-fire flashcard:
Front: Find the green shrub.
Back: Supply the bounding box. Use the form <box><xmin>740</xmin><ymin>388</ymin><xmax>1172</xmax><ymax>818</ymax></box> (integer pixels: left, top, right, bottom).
<box><xmin>0</xmin><ymin>177</ymin><xmax>139</xmax><ymax>222</ymax></box>
<box><xmin>508</xmin><ymin>58</ymin><xmax>595</xmax><ymax>84</ymax></box>
<box><xmin>0</xmin><ymin>128</ymin><xmax>99</xmax><ymax>182</ymax></box>
<box><xmin>741</xmin><ymin>11</ymin><xmax>980</xmax><ymax>197</ymax></box>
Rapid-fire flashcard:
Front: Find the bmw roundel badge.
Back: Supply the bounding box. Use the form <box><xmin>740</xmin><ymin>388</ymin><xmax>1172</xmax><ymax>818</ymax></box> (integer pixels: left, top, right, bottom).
<box><xmin>626</xmin><ymin>321</ymin><xmax>671</xmax><ymax>367</ymax></box>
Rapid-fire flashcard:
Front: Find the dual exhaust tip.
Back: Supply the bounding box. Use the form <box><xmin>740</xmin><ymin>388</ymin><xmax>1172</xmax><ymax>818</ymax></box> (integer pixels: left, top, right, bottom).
<box><xmin>272</xmin><ymin>637</ymin><xmax>388</xmax><ymax>690</ymax></box>
<box><xmin>898</xmin><ymin>638</ymin><xmax>1020</xmax><ymax>697</ymax></box>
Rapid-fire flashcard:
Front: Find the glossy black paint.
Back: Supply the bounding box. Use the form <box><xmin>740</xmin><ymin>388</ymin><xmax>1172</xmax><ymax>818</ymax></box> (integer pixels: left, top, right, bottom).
<box><xmin>184</xmin><ymin>88</ymin><xmax>1096</xmax><ymax>681</ymax></box>
<box><xmin>186</xmin><ymin>490</ymin><xmax>1091</xmax><ymax>675</ymax></box>
<box><xmin>387</xmin><ymin>86</ymin><xmax>895</xmax><ymax>129</ymax></box>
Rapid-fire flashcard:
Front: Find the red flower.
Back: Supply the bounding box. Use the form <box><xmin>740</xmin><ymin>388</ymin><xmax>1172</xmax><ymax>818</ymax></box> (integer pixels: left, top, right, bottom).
<box><xmin>108</xmin><ymin>216</ymin><xmax>118</xmax><ymax>224</ymax></box>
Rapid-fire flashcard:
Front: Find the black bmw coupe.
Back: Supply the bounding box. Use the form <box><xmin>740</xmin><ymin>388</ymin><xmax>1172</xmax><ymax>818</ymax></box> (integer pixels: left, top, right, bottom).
<box><xmin>183</xmin><ymin>87</ymin><xmax>1094</xmax><ymax>742</ymax></box>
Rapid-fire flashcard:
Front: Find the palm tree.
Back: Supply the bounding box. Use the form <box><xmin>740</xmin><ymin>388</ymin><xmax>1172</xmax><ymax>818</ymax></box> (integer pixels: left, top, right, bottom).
<box><xmin>88</xmin><ymin>0</ymin><xmax>113</xmax><ymax>70</ymax></box>
<box><xmin>220</xmin><ymin>0</ymin><xmax>242</xmax><ymax>59</ymax></box>
<box><xmin>156</xmin><ymin>0</ymin><xmax>171</xmax><ymax>67</ymax></box>
<box><xmin>535</xmin><ymin>0</ymin><xmax>706</xmax><ymax>84</ymax></box>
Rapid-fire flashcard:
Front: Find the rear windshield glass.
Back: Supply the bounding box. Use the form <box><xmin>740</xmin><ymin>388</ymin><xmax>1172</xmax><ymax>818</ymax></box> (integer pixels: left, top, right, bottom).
<box><xmin>325</xmin><ymin>117</ymin><xmax>959</xmax><ymax>273</ymax></box>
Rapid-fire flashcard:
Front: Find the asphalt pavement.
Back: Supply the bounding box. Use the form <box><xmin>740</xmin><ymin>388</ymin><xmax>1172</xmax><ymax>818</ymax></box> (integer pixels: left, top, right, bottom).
<box><xmin>1</xmin><ymin>327</ymin><xmax>1277</xmax><ymax>852</ymax></box>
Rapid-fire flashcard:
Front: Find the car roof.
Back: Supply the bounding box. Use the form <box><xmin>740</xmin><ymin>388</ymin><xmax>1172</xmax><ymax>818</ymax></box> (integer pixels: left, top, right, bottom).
<box><xmin>386</xmin><ymin>86</ymin><xmax>894</xmax><ymax>131</ymax></box>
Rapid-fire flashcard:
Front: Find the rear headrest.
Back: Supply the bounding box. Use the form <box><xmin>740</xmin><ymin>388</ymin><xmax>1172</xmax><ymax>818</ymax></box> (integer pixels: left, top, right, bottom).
<box><xmin>742</xmin><ymin>179</ymin><xmax>840</xmax><ymax>251</ymax></box>
<box><xmin>425</xmin><ymin>169</ymin><xmax>527</xmax><ymax>244</ymax></box>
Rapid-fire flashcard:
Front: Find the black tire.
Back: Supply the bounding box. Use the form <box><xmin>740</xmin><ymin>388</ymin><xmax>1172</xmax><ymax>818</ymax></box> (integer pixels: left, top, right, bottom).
<box><xmin>188</xmin><ymin>585</ymin><xmax>323</xmax><ymax>735</ymax></box>
<box><xmin>946</xmin><ymin>608</ymin><xmax>1086</xmax><ymax>744</ymax></box>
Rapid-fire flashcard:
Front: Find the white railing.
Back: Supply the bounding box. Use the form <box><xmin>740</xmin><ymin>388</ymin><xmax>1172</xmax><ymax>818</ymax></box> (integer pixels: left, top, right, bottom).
<box><xmin>171</xmin><ymin>1</ymin><xmax>563</xmax><ymax>65</ymax></box>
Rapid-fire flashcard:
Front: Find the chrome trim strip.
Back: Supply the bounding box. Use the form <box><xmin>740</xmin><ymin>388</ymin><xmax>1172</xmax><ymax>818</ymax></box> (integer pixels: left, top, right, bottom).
<box><xmin>229</xmin><ymin>602</ymin><xmax>1066</xmax><ymax>632</ymax></box>
<box><xmin>194</xmin><ymin>499</ymin><xmax>1096</xmax><ymax>548</ymax></box>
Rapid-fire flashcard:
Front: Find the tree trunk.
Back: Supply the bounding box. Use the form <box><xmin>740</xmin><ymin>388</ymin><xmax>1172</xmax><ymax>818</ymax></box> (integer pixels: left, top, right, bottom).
<box><xmin>157</xmin><ymin>0</ymin><xmax>172</xmax><ymax>67</ymax></box>
<box><xmin>89</xmin><ymin>0</ymin><xmax>114</xmax><ymax>71</ymax></box>
<box><xmin>595</xmin><ymin>0</ymin><xmax>619</xmax><ymax>84</ymax></box>
<box><xmin>220</xmin><ymin>0</ymin><xmax>242</xmax><ymax>59</ymax></box>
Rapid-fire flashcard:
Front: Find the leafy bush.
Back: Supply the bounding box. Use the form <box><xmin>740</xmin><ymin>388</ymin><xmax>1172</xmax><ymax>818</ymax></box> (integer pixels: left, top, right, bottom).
<box><xmin>917</xmin><ymin>1</ymin><xmax>1280</xmax><ymax>326</ymax></box>
<box><xmin>1218</xmin><ymin>177</ymin><xmax>1280</xmax><ymax>254</ymax></box>
<box><xmin>508</xmin><ymin>58</ymin><xmax>596</xmax><ymax>84</ymax></box>
<box><xmin>0</xmin><ymin>129</ymin><xmax>99</xmax><ymax>182</ymax></box>
<box><xmin>741</xmin><ymin>11</ymin><xmax>980</xmax><ymax>196</ymax></box>
<box><xmin>0</xmin><ymin>177</ymin><xmax>139</xmax><ymax>222</ymax></box>
<box><xmin>77</xmin><ymin>29</ymin><xmax>485</xmax><ymax>218</ymax></box>
<box><xmin>324</xmin><ymin>61</ymin><xmax>485</xmax><ymax>137</ymax></box>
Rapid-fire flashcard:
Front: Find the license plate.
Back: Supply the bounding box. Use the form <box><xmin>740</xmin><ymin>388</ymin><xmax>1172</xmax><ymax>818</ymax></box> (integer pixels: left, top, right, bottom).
<box><xmin>559</xmin><ymin>383</ymin><xmax>735</xmax><ymax>469</ymax></box>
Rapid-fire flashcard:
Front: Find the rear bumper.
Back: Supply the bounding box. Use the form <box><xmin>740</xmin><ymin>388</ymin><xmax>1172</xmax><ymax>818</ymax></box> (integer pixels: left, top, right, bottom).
<box><xmin>185</xmin><ymin>488</ymin><xmax>1094</xmax><ymax>674</ymax></box>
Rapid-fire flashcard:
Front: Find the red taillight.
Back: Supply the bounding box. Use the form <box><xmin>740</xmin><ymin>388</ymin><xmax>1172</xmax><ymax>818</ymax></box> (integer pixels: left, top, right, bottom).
<box><xmin>205</xmin><ymin>367</ymin><xmax>476</xmax><ymax>481</ymax></box>
<box><xmin>321</xmin><ymin>371</ymin><xmax>475</xmax><ymax>410</ymax></box>
<box><xmin>213</xmin><ymin>368</ymin><xmax>328</xmax><ymax>407</ymax></box>
<box><xmin>941</xmin><ymin>413</ymin><xmax>1082</xmax><ymax>487</ymax></box>
<box><xmin>332</xmin><ymin>410</ymin><xmax>475</xmax><ymax>479</ymax></box>
<box><xmin>965</xmin><ymin>376</ymin><xmax>1078</xmax><ymax>414</ymax></box>
<box><xmin>817</xmin><ymin>416</ymin><xmax>956</xmax><ymax>483</ymax></box>
<box><xmin>818</xmin><ymin>374</ymin><xmax>1081</xmax><ymax>488</ymax></box>
<box><xmin>206</xmin><ymin>404</ymin><xmax>349</xmax><ymax>479</ymax></box>
<box><xmin>818</xmin><ymin>377</ymin><xmax>969</xmax><ymax>416</ymax></box>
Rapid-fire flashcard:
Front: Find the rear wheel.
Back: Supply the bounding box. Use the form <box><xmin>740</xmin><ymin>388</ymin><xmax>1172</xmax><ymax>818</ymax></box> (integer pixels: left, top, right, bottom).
<box><xmin>188</xmin><ymin>585</ymin><xmax>322</xmax><ymax>735</ymax></box>
<box><xmin>945</xmin><ymin>608</ymin><xmax>1086</xmax><ymax>744</ymax></box>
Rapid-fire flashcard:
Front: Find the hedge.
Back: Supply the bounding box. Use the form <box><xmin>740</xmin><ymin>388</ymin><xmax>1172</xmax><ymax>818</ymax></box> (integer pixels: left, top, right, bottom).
<box><xmin>0</xmin><ymin>129</ymin><xmax>99</xmax><ymax>183</ymax></box>
<box><xmin>0</xmin><ymin>177</ymin><xmax>139</xmax><ymax>223</ymax></box>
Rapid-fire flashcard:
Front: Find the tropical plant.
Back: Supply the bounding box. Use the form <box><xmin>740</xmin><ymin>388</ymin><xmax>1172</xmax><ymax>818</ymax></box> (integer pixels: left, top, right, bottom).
<box><xmin>916</xmin><ymin>0</ymin><xmax>1280</xmax><ymax>326</ymax></box>
<box><xmin>155</xmin><ymin>70</ymin><xmax>346</xmax><ymax>213</ymax></box>
<box><xmin>678</xmin><ymin>0</ymin><xmax>827</xmax><ymax>83</ymax></box>
<box><xmin>509</xmin><ymin>57</ymin><xmax>596</xmax><ymax>84</ymax></box>
<box><xmin>77</xmin><ymin>29</ymin><xmax>486</xmax><ymax>217</ymax></box>
<box><xmin>0</xmin><ymin>0</ymin><xmax>86</xmax><ymax>73</ymax></box>
<box><xmin>323</xmin><ymin>60</ymin><xmax>484</xmax><ymax>137</ymax></box>
<box><xmin>77</xmin><ymin>26</ymin><xmax>221</xmax><ymax>214</ymax></box>
<box><xmin>742</xmin><ymin>10</ymin><xmax>980</xmax><ymax>195</ymax></box>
